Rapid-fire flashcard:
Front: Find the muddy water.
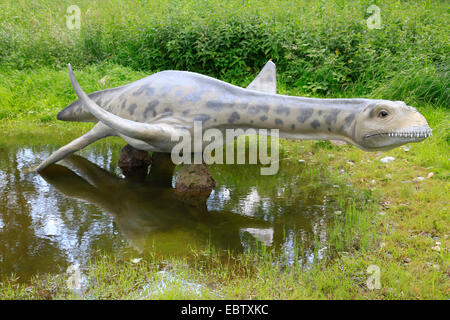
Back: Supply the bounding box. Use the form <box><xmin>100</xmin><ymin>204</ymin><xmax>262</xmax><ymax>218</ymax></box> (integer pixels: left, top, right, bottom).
<box><xmin>0</xmin><ymin>136</ymin><xmax>345</xmax><ymax>281</ymax></box>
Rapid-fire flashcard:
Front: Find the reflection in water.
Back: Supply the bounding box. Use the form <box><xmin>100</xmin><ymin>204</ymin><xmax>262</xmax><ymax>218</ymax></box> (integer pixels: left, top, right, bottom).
<box><xmin>0</xmin><ymin>141</ymin><xmax>341</xmax><ymax>281</ymax></box>
<box><xmin>39</xmin><ymin>155</ymin><xmax>270</xmax><ymax>253</ymax></box>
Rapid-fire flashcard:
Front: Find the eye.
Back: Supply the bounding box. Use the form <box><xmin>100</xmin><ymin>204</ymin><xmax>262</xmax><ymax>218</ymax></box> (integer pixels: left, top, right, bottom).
<box><xmin>378</xmin><ymin>110</ymin><xmax>389</xmax><ymax>118</ymax></box>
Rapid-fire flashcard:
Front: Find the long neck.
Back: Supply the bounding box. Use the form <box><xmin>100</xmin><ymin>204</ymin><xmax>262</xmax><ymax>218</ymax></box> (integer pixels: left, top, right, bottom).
<box><xmin>233</xmin><ymin>93</ymin><xmax>372</xmax><ymax>142</ymax></box>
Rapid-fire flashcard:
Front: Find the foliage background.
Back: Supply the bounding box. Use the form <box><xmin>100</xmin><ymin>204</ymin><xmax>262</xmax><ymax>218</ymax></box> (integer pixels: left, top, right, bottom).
<box><xmin>0</xmin><ymin>0</ymin><xmax>448</xmax><ymax>104</ymax></box>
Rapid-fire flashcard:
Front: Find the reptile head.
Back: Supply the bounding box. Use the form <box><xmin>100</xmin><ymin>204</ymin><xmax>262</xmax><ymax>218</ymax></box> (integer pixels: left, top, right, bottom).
<box><xmin>353</xmin><ymin>101</ymin><xmax>431</xmax><ymax>151</ymax></box>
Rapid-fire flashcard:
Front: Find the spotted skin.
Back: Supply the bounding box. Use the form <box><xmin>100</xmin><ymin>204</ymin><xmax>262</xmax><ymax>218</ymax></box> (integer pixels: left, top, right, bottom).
<box><xmin>37</xmin><ymin>61</ymin><xmax>431</xmax><ymax>171</ymax></box>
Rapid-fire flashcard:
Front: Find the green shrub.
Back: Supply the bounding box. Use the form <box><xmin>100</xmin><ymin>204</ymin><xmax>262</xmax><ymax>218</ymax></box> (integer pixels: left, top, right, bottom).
<box><xmin>0</xmin><ymin>0</ymin><xmax>448</xmax><ymax>100</ymax></box>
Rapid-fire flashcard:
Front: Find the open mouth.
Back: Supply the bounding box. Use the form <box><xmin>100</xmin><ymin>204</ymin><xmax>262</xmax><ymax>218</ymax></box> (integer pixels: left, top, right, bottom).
<box><xmin>364</xmin><ymin>129</ymin><xmax>432</xmax><ymax>140</ymax></box>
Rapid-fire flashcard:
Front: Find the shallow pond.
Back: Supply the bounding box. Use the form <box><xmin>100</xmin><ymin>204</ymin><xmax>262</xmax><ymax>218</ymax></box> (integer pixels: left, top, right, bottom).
<box><xmin>0</xmin><ymin>134</ymin><xmax>351</xmax><ymax>282</ymax></box>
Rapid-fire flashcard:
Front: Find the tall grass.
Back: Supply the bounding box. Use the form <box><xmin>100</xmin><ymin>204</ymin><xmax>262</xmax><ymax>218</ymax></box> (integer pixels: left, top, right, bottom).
<box><xmin>0</xmin><ymin>0</ymin><xmax>448</xmax><ymax>102</ymax></box>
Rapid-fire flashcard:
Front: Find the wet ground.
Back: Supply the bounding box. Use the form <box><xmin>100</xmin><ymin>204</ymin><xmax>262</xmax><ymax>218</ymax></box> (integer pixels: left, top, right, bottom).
<box><xmin>0</xmin><ymin>135</ymin><xmax>347</xmax><ymax>281</ymax></box>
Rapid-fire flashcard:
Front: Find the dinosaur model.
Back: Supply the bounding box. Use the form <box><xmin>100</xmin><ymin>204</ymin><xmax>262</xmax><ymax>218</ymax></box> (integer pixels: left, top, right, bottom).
<box><xmin>36</xmin><ymin>61</ymin><xmax>431</xmax><ymax>171</ymax></box>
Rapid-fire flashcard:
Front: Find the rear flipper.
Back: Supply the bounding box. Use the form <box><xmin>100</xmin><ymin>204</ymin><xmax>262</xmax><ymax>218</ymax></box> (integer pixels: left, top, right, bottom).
<box><xmin>35</xmin><ymin>122</ymin><xmax>115</xmax><ymax>172</ymax></box>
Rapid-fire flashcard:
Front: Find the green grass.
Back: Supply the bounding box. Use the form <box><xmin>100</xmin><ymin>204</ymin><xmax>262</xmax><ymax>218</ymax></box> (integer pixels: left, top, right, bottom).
<box><xmin>0</xmin><ymin>0</ymin><xmax>448</xmax><ymax>101</ymax></box>
<box><xmin>0</xmin><ymin>0</ymin><xmax>448</xmax><ymax>300</ymax></box>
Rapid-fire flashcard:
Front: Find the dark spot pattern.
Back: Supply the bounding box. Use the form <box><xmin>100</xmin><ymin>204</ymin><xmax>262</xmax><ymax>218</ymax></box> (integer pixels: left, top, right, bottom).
<box><xmin>260</xmin><ymin>115</ymin><xmax>268</xmax><ymax>122</ymax></box>
<box><xmin>228</xmin><ymin>112</ymin><xmax>240</xmax><ymax>124</ymax></box>
<box><xmin>291</xmin><ymin>124</ymin><xmax>295</xmax><ymax>130</ymax></box>
<box><xmin>182</xmin><ymin>109</ymin><xmax>190</xmax><ymax>116</ymax></box>
<box><xmin>297</xmin><ymin>108</ymin><xmax>313</xmax><ymax>123</ymax></box>
<box><xmin>275</xmin><ymin>105</ymin><xmax>290</xmax><ymax>116</ymax></box>
<box><xmin>133</xmin><ymin>83</ymin><xmax>154</xmax><ymax>97</ymax></box>
<box><xmin>310</xmin><ymin>120</ymin><xmax>320</xmax><ymax>129</ymax></box>
<box><xmin>132</xmin><ymin>87</ymin><xmax>145</xmax><ymax>96</ymax></box>
<box><xmin>248</xmin><ymin>104</ymin><xmax>269</xmax><ymax>115</ymax></box>
<box><xmin>163</xmin><ymin>108</ymin><xmax>173</xmax><ymax>116</ymax></box>
<box><xmin>128</xmin><ymin>103</ymin><xmax>137</xmax><ymax>115</ymax></box>
<box><xmin>344</xmin><ymin>113</ymin><xmax>355</xmax><ymax>127</ymax></box>
<box><xmin>194</xmin><ymin>114</ymin><xmax>211</xmax><ymax>123</ymax></box>
<box><xmin>145</xmin><ymin>87</ymin><xmax>156</xmax><ymax>97</ymax></box>
<box><xmin>179</xmin><ymin>90</ymin><xmax>203</xmax><ymax>104</ymax></box>
<box><xmin>325</xmin><ymin>109</ymin><xmax>340</xmax><ymax>125</ymax></box>
<box><xmin>144</xmin><ymin>101</ymin><xmax>159</xmax><ymax>118</ymax></box>
<box><xmin>160</xmin><ymin>85</ymin><xmax>173</xmax><ymax>96</ymax></box>
<box><xmin>206</xmin><ymin>100</ymin><xmax>225</xmax><ymax>111</ymax></box>
<box><xmin>275</xmin><ymin>118</ymin><xmax>283</xmax><ymax>125</ymax></box>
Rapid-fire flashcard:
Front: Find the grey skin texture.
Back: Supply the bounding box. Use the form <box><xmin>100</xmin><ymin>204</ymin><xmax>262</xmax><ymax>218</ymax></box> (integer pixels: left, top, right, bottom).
<box><xmin>36</xmin><ymin>61</ymin><xmax>431</xmax><ymax>171</ymax></box>
<box><xmin>35</xmin><ymin>61</ymin><xmax>278</xmax><ymax>171</ymax></box>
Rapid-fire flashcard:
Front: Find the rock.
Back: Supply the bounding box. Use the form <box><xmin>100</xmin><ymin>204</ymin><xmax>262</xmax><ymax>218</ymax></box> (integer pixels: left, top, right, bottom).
<box><xmin>175</xmin><ymin>163</ymin><xmax>216</xmax><ymax>197</ymax></box>
<box><xmin>380</xmin><ymin>156</ymin><xmax>395</xmax><ymax>163</ymax></box>
<box><xmin>118</xmin><ymin>144</ymin><xmax>152</xmax><ymax>178</ymax></box>
<box><xmin>147</xmin><ymin>152</ymin><xmax>176</xmax><ymax>187</ymax></box>
<box><xmin>402</xmin><ymin>145</ymin><xmax>411</xmax><ymax>152</ymax></box>
<box><xmin>330</xmin><ymin>140</ymin><xmax>347</xmax><ymax>146</ymax></box>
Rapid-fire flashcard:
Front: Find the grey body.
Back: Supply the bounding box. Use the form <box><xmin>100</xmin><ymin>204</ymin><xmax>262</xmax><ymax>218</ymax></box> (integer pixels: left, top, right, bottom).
<box><xmin>36</xmin><ymin>61</ymin><xmax>278</xmax><ymax>171</ymax></box>
<box><xmin>36</xmin><ymin>61</ymin><xmax>431</xmax><ymax>171</ymax></box>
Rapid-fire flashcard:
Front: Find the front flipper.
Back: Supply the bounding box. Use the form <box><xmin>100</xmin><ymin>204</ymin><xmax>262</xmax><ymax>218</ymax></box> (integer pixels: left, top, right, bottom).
<box><xmin>35</xmin><ymin>122</ymin><xmax>114</xmax><ymax>172</ymax></box>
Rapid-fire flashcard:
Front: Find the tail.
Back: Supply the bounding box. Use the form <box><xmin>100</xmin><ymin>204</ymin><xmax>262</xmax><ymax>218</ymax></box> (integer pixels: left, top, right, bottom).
<box><xmin>57</xmin><ymin>85</ymin><xmax>130</xmax><ymax>122</ymax></box>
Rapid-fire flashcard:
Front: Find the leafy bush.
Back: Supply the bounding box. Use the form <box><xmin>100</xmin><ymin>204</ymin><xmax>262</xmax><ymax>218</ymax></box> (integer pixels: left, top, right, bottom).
<box><xmin>0</xmin><ymin>0</ymin><xmax>448</xmax><ymax>102</ymax></box>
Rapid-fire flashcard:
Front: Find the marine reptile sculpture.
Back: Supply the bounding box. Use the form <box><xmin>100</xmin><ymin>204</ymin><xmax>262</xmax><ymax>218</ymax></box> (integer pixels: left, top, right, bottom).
<box><xmin>36</xmin><ymin>61</ymin><xmax>431</xmax><ymax>172</ymax></box>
